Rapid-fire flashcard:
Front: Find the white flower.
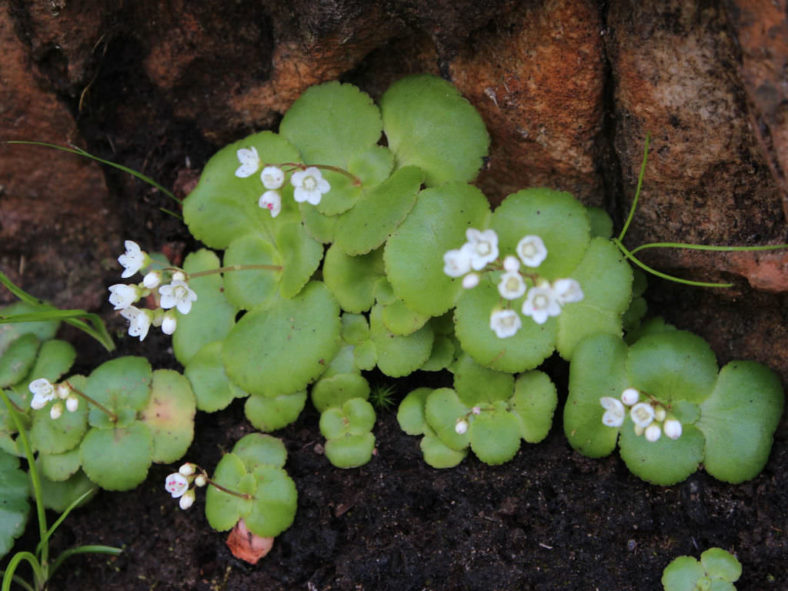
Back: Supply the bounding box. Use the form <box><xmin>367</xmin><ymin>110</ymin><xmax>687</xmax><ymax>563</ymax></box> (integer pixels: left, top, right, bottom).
<box><xmin>120</xmin><ymin>306</ymin><xmax>152</xmax><ymax>341</ymax></box>
<box><xmin>663</xmin><ymin>419</ymin><xmax>682</xmax><ymax>440</ymax></box>
<box><xmin>465</xmin><ymin>228</ymin><xmax>499</xmax><ymax>271</ymax></box>
<box><xmin>261</xmin><ymin>166</ymin><xmax>285</xmax><ymax>189</ymax></box>
<box><xmin>161</xmin><ymin>311</ymin><xmax>177</xmax><ymax>335</ymax></box>
<box><xmin>118</xmin><ymin>240</ymin><xmax>147</xmax><ymax>279</ymax></box>
<box><xmin>498</xmin><ymin>271</ymin><xmax>526</xmax><ymax>300</ymax></box>
<box><xmin>258</xmin><ymin>190</ymin><xmax>282</xmax><ymax>218</ymax></box>
<box><xmin>179</xmin><ymin>489</ymin><xmax>196</xmax><ymax>510</ymax></box>
<box><xmin>291</xmin><ymin>166</ymin><xmax>330</xmax><ymax>205</ymax></box>
<box><xmin>645</xmin><ymin>423</ymin><xmax>662</xmax><ymax>442</ymax></box>
<box><xmin>630</xmin><ymin>402</ymin><xmax>655</xmax><ymax>428</ymax></box>
<box><xmin>143</xmin><ymin>271</ymin><xmax>162</xmax><ymax>289</ymax></box>
<box><xmin>235</xmin><ymin>146</ymin><xmax>260</xmax><ymax>178</ymax></box>
<box><xmin>620</xmin><ymin>388</ymin><xmax>639</xmax><ymax>406</ymax></box>
<box><xmin>600</xmin><ymin>396</ymin><xmax>625</xmax><ymax>427</ymax></box>
<box><xmin>179</xmin><ymin>463</ymin><xmax>196</xmax><ymax>476</ymax></box>
<box><xmin>443</xmin><ymin>247</ymin><xmax>472</xmax><ymax>278</ymax></box>
<box><xmin>65</xmin><ymin>396</ymin><xmax>79</xmax><ymax>413</ymax></box>
<box><xmin>462</xmin><ymin>273</ymin><xmax>480</xmax><ymax>289</ymax></box>
<box><xmin>521</xmin><ymin>284</ymin><xmax>561</xmax><ymax>324</ymax></box>
<box><xmin>49</xmin><ymin>402</ymin><xmax>63</xmax><ymax>420</ymax></box>
<box><xmin>165</xmin><ymin>473</ymin><xmax>189</xmax><ymax>498</ymax></box>
<box><xmin>29</xmin><ymin>378</ymin><xmax>55</xmax><ymax>410</ymax></box>
<box><xmin>108</xmin><ymin>283</ymin><xmax>140</xmax><ymax>311</ymax></box>
<box><xmin>194</xmin><ymin>474</ymin><xmax>207</xmax><ymax>488</ymax></box>
<box><xmin>516</xmin><ymin>235</ymin><xmax>548</xmax><ymax>267</ymax></box>
<box><xmin>455</xmin><ymin>419</ymin><xmax>469</xmax><ymax>435</ymax></box>
<box><xmin>552</xmin><ymin>278</ymin><xmax>584</xmax><ymax>305</ymax></box>
<box><xmin>159</xmin><ymin>280</ymin><xmax>198</xmax><ymax>315</ymax></box>
<box><xmin>490</xmin><ymin>309</ymin><xmax>522</xmax><ymax>339</ymax></box>
<box><xmin>503</xmin><ymin>255</ymin><xmax>520</xmax><ymax>272</ymax></box>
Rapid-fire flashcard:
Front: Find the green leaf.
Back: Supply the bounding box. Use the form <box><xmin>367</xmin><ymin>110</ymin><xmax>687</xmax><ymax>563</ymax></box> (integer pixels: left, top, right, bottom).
<box><xmin>420</xmin><ymin>429</ymin><xmax>467</xmax><ymax>469</ymax></box>
<box><xmin>223</xmin><ymin>234</ymin><xmax>281</xmax><ymax>310</ymax></box>
<box><xmin>206</xmin><ymin>453</ymin><xmax>248</xmax><ymax>532</ymax></box>
<box><xmin>324</xmin><ymin>432</ymin><xmax>376</xmax><ymax>469</ymax></box>
<box><xmin>244</xmin><ymin>466</ymin><xmax>298</xmax><ymax>537</ymax></box>
<box><xmin>223</xmin><ymin>281</ymin><xmax>340</xmax><ymax>397</ymax></box>
<box><xmin>183</xmin><ymin>131</ymin><xmax>301</xmax><ymax>249</ymax></box>
<box><xmin>334</xmin><ymin>165</ymin><xmax>424</xmax><ymax>256</ymax></box>
<box><xmin>311</xmin><ymin>374</ymin><xmax>370</xmax><ymax>413</ymax></box>
<box><xmin>700</xmin><ymin>548</ymin><xmax>742</xmax><ymax>583</ymax></box>
<box><xmin>140</xmin><ymin>370</ymin><xmax>196</xmax><ymax>464</ymax></box>
<box><xmin>319</xmin><ymin>398</ymin><xmax>376</xmax><ymax>439</ymax></box>
<box><xmin>276</xmin><ymin>221</ymin><xmax>324</xmax><ymax>299</ymax></box>
<box><xmin>587</xmin><ymin>206</ymin><xmax>614</xmax><ymax>238</ymax></box>
<box><xmin>24</xmin><ymin>339</ymin><xmax>76</xmax><ymax>385</ymax></box>
<box><xmin>341</xmin><ymin>313</ymin><xmax>370</xmax><ymax>345</ymax></box>
<box><xmin>369</xmin><ymin>303</ymin><xmax>433</xmax><ymax>377</ymax></box>
<box><xmin>184</xmin><ymin>342</ymin><xmax>247</xmax><ymax>413</ymax></box>
<box><xmin>244</xmin><ymin>391</ymin><xmax>307</xmax><ymax>432</ymax></box>
<box><xmin>662</xmin><ymin>556</ymin><xmax>705</xmax><ymax>591</ymax></box>
<box><xmin>280</xmin><ymin>81</ymin><xmax>381</xmax><ymax>167</ymax></box>
<box><xmin>0</xmin><ymin>301</ymin><xmax>58</xmax><ymax>356</ymax></box>
<box><xmin>384</xmin><ymin>182</ymin><xmax>491</xmax><ymax>316</ymax></box>
<box><xmin>424</xmin><ymin>388</ymin><xmax>470</xmax><ymax>452</ymax></box>
<box><xmin>627</xmin><ymin>330</ymin><xmax>718</xmax><ymax>404</ymax></box>
<box><xmin>510</xmin><ymin>370</ymin><xmax>558</xmax><ymax>443</ymax></box>
<box><xmin>381</xmin><ymin>74</ymin><xmax>489</xmax><ymax>186</ymax></box>
<box><xmin>84</xmin><ymin>356</ymin><xmax>152</xmax><ymax>427</ymax></box>
<box><xmin>469</xmin><ymin>405</ymin><xmax>521</xmax><ymax>465</ymax></box>
<box><xmin>619</xmin><ymin>421</ymin><xmax>704</xmax><ymax>485</ymax></box>
<box><xmin>39</xmin><ymin>448</ymin><xmax>82</xmax><ymax>481</ymax></box>
<box><xmin>397</xmin><ymin>387</ymin><xmax>433</xmax><ymax>436</ymax></box>
<box><xmin>453</xmin><ymin>353</ymin><xmax>514</xmax><ymax>405</ymax></box>
<box><xmin>564</xmin><ymin>334</ymin><xmax>629</xmax><ymax>457</ymax></box>
<box><xmin>36</xmin><ymin>469</ymin><xmax>95</xmax><ymax>513</ymax></box>
<box><xmin>0</xmin><ymin>448</ymin><xmax>29</xmax><ymax>559</ymax></box>
<box><xmin>491</xmin><ymin>188</ymin><xmax>591</xmax><ymax>279</ymax></box>
<box><xmin>300</xmin><ymin>201</ymin><xmax>338</xmax><ymax>243</ymax></box>
<box><xmin>324</xmin><ymin>245</ymin><xmax>383</xmax><ymax>313</ymax></box>
<box><xmin>0</xmin><ymin>332</ymin><xmax>39</xmax><ymax>388</ymax></box>
<box><xmin>697</xmin><ymin>361</ymin><xmax>784</xmax><ymax>483</ymax></box>
<box><xmin>80</xmin><ymin>422</ymin><xmax>153</xmax><ymax>491</ymax></box>
<box><xmin>348</xmin><ymin>146</ymin><xmax>394</xmax><ymax>187</ymax></box>
<box><xmin>233</xmin><ymin>433</ymin><xmax>288</xmax><ymax>471</ymax></box>
<box><xmin>454</xmin><ymin>280</ymin><xmax>555</xmax><ymax>373</ymax></box>
<box><xmin>173</xmin><ymin>249</ymin><xmax>236</xmax><ymax>366</ymax></box>
<box><xmin>30</xmin><ymin>391</ymin><xmax>88</xmax><ymax>455</ymax></box>
<box><xmin>381</xmin><ymin>298</ymin><xmax>430</xmax><ymax>336</ymax></box>
<box><xmin>420</xmin><ymin>334</ymin><xmax>455</xmax><ymax>372</ymax></box>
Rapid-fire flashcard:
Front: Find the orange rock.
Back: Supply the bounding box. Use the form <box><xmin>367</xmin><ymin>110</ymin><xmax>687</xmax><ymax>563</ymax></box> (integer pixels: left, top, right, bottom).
<box><xmin>225</xmin><ymin>520</ymin><xmax>275</xmax><ymax>565</ymax></box>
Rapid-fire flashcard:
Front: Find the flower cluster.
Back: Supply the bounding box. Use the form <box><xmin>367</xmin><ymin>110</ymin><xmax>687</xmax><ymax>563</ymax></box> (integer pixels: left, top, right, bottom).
<box><xmin>28</xmin><ymin>378</ymin><xmax>79</xmax><ymax>419</ymax></box>
<box><xmin>110</xmin><ymin>241</ymin><xmax>197</xmax><ymax>341</ymax></box>
<box><xmin>165</xmin><ymin>463</ymin><xmax>207</xmax><ymax>510</ymax></box>
<box><xmin>600</xmin><ymin>388</ymin><xmax>682</xmax><ymax>442</ymax></box>
<box><xmin>234</xmin><ymin>147</ymin><xmax>331</xmax><ymax>216</ymax></box>
<box><xmin>443</xmin><ymin>229</ymin><xmax>583</xmax><ymax>339</ymax></box>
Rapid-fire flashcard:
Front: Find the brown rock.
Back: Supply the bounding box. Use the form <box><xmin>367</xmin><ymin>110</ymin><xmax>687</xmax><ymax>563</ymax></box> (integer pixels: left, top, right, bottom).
<box><xmin>225</xmin><ymin>519</ymin><xmax>275</xmax><ymax>565</ymax></box>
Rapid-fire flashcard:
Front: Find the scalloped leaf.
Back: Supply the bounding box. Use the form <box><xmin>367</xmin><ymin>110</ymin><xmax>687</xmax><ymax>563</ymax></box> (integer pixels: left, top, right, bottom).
<box><xmin>300</xmin><ymin>201</ymin><xmax>338</xmax><ymax>244</ymax></box>
<box><xmin>491</xmin><ymin>188</ymin><xmax>591</xmax><ymax>279</ymax></box>
<box><xmin>420</xmin><ymin>429</ymin><xmax>468</xmax><ymax>469</ymax></box>
<box><xmin>697</xmin><ymin>361</ymin><xmax>784</xmax><ymax>483</ymax></box>
<box><xmin>80</xmin><ymin>422</ymin><xmax>153</xmax><ymax>491</ymax></box>
<box><xmin>185</xmin><ymin>342</ymin><xmax>247</xmax><ymax>413</ymax></box>
<box><xmin>324</xmin><ymin>245</ymin><xmax>384</xmax><ymax>313</ymax></box>
<box><xmin>469</xmin><ymin>406</ymin><xmax>521</xmax><ymax>465</ymax></box>
<box><xmin>420</xmin><ymin>334</ymin><xmax>455</xmax><ymax>372</ymax></box>
<box><xmin>564</xmin><ymin>334</ymin><xmax>629</xmax><ymax>457</ymax></box>
<box><xmin>700</xmin><ymin>548</ymin><xmax>742</xmax><ymax>583</ymax></box>
<box><xmin>223</xmin><ymin>234</ymin><xmax>281</xmax><ymax>310</ymax></box>
<box><xmin>510</xmin><ymin>370</ymin><xmax>558</xmax><ymax>443</ymax></box>
<box><xmin>183</xmin><ymin>131</ymin><xmax>301</xmax><ymax>249</ymax></box>
<box><xmin>381</xmin><ymin>74</ymin><xmax>489</xmax><ymax>186</ymax></box>
<box><xmin>627</xmin><ymin>330</ymin><xmax>718</xmax><ymax>404</ymax></box>
<box><xmin>369</xmin><ymin>303</ymin><xmax>433</xmax><ymax>377</ymax></box>
<box><xmin>276</xmin><ymin>221</ymin><xmax>324</xmax><ymax>299</ymax></box>
<box><xmin>662</xmin><ymin>556</ymin><xmax>706</xmax><ymax>591</ymax></box>
<box><xmin>280</xmin><ymin>81</ymin><xmax>381</xmax><ymax>167</ymax></box>
<box><xmin>39</xmin><ymin>448</ymin><xmax>82</xmax><ymax>482</ymax></box>
<box><xmin>397</xmin><ymin>387</ymin><xmax>433</xmax><ymax>436</ymax></box>
<box><xmin>244</xmin><ymin>391</ymin><xmax>307</xmax><ymax>432</ymax></box>
<box><xmin>619</xmin><ymin>420</ymin><xmax>704</xmax><ymax>485</ymax></box>
<box><xmin>0</xmin><ymin>333</ymin><xmax>39</xmax><ymax>388</ymax></box>
<box><xmin>424</xmin><ymin>388</ymin><xmax>470</xmax><ymax>452</ymax></box>
<box><xmin>381</xmin><ymin>298</ymin><xmax>430</xmax><ymax>336</ymax></box>
<box><xmin>453</xmin><ymin>353</ymin><xmax>514</xmax><ymax>405</ymax></box>
<box><xmin>244</xmin><ymin>465</ymin><xmax>298</xmax><ymax>537</ymax></box>
<box><xmin>140</xmin><ymin>370</ymin><xmax>196</xmax><ymax>464</ymax></box>
<box><xmin>334</xmin><ymin>165</ymin><xmax>424</xmax><ymax>256</ymax></box>
<box><xmin>348</xmin><ymin>146</ymin><xmax>394</xmax><ymax>187</ymax></box>
<box><xmin>206</xmin><ymin>453</ymin><xmax>248</xmax><ymax>532</ymax></box>
<box><xmin>0</xmin><ymin>448</ymin><xmax>29</xmax><ymax>559</ymax></box>
<box><xmin>223</xmin><ymin>281</ymin><xmax>340</xmax><ymax>397</ymax></box>
<box><xmin>341</xmin><ymin>313</ymin><xmax>370</xmax><ymax>345</ymax></box>
<box><xmin>173</xmin><ymin>249</ymin><xmax>236</xmax><ymax>366</ymax></box>
<box><xmin>324</xmin><ymin>432</ymin><xmax>376</xmax><ymax>469</ymax></box>
<box><xmin>233</xmin><ymin>433</ymin><xmax>288</xmax><ymax>471</ymax></box>
<box><xmin>311</xmin><ymin>374</ymin><xmax>370</xmax><ymax>413</ymax></box>
<box><xmin>30</xmin><ymin>394</ymin><xmax>88</xmax><ymax>455</ymax></box>
<box><xmin>84</xmin><ymin>356</ymin><xmax>152</xmax><ymax>428</ymax></box>
<box><xmin>454</xmin><ymin>280</ymin><xmax>555</xmax><ymax>373</ymax></box>
<box><xmin>385</xmin><ymin>183</ymin><xmax>491</xmax><ymax>316</ymax></box>
<box><xmin>24</xmin><ymin>339</ymin><xmax>76</xmax><ymax>385</ymax></box>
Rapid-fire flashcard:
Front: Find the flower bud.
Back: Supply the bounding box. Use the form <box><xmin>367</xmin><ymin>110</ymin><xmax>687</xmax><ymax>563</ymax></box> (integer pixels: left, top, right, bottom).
<box><xmin>171</xmin><ymin>271</ymin><xmax>186</xmax><ymax>282</ymax></box>
<box><xmin>644</xmin><ymin>423</ymin><xmax>662</xmax><ymax>442</ymax></box>
<box><xmin>620</xmin><ymin>388</ymin><xmax>639</xmax><ymax>406</ymax></box>
<box><xmin>65</xmin><ymin>396</ymin><xmax>79</xmax><ymax>413</ymax></box>
<box><xmin>455</xmin><ymin>419</ymin><xmax>469</xmax><ymax>435</ymax></box>
<box><xmin>194</xmin><ymin>474</ymin><xmax>207</xmax><ymax>488</ymax></box>
<box><xmin>663</xmin><ymin>419</ymin><xmax>682</xmax><ymax>440</ymax></box>
<box><xmin>161</xmin><ymin>311</ymin><xmax>177</xmax><ymax>335</ymax></box>
<box><xmin>503</xmin><ymin>255</ymin><xmax>520</xmax><ymax>273</ymax></box>
<box><xmin>49</xmin><ymin>402</ymin><xmax>63</xmax><ymax>420</ymax></box>
<box><xmin>179</xmin><ymin>489</ymin><xmax>196</xmax><ymax>510</ymax></box>
<box><xmin>654</xmin><ymin>406</ymin><xmax>667</xmax><ymax>422</ymax></box>
<box><xmin>179</xmin><ymin>463</ymin><xmax>196</xmax><ymax>476</ymax></box>
<box><xmin>143</xmin><ymin>271</ymin><xmax>162</xmax><ymax>289</ymax></box>
<box><xmin>462</xmin><ymin>273</ymin><xmax>480</xmax><ymax>289</ymax></box>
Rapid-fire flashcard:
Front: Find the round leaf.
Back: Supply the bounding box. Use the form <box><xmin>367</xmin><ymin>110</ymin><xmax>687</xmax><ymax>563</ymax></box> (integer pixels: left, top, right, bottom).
<box><xmin>39</xmin><ymin>448</ymin><xmax>82</xmax><ymax>482</ymax></box>
<box><xmin>276</xmin><ymin>221</ymin><xmax>324</xmax><ymax>299</ymax></box>
<box><xmin>397</xmin><ymin>387</ymin><xmax>433</xmax><ymax>436</ymax></box>
<box><xmin>36</xmin><ymin>469</ymin><xmax>95</xmax><ymax>513</ymax></box>
<box><xmin>619</xmin><ymin>421</ymin><xmax>704</xmax><ymax>485</ymax></box>
<box><xmin>0</xmin><ymin>448</ymin><xmax>29</xmax><ymax>558</ymax></box>
<box><xmin>324</xmin><ymin>432</ymin><xmax>376</xmax><ymax>469</ymax></box>
<box><xmin>30</xmin><ymin>395</ymin><xmax>88</xmax><ymax>455</ymax></box>
<box><xmin>424</xmin><ymin>388</ymin><xmax>470</xmax><ymax>452</ymax></box>
<box><xmin>311</xmin><ymin>374</ymin><xmax>370</xmax><ymax>413</ymax></box>
<box><xmin>223</xmin><ymin>235</ymin><xmax>281</xmax><ymax>310</ymax></box>
<box><xmin>84</xmin><ymin>356</ymin><xmax>152</xmax><ymax>427</ymax></box>
<box><xmin>244</xmin><ymin>466</ymin><xmax>298</xmax><ymax>537</ymax></box>
<box><xmin>324</xmin><ymin>245</ymin><xmax>383</xmax><ymax>313</ymax></box>
<box><xmin>80</xmin><ymin>422</ymin><xmax>153</xmax><ymax>491</ymax></box>
<box><xmin>244</xmin><ymin>391</ymin><xmax>307</xmax><ymax>432</ymax></box>
<box><xmin>381</xmin><ymin>298</ymin><xmax>430</xmax><ymax>336</ymax></box>
<box><xmin>185</xmin><ymin>342</ymin><xmax>247</xmax><ymax>413</ymax></box>
<box><xmin>700</xmin><ymin>548</ymin><xmax>742</xmax><ymax>583</ymax></box>
<box><xmin>469</xmin><ymin>408</ymin><xmax>521</xmax><ymax>465</ymax></box>
<box><xmin>662</xmin><ymin>556</ymin><xmax>705</xmax><ymax>591</ymax></box>
<box><xmin>511</xmin><ymin>370</ymin><xmax>558</xmax><ymax>443</ymax></box>
<box><xmin>420</xmin><ymin>430</ymin><xmax>467</xmax><ymax>469</ymax></box>
<box><xmin>233</xmin><ymin>433</ymin><xmax>288</xmax><ymax>471</ymax></box>
<box><xmin>369</xmin><ymin>304</ymin><xmax>433</xmax><ymax>377</ymax></box>
<box><xmin>453</xmin><ymin>353</ymin><xmax>514</xmax><ymax>405</ymax></box>
<box><xmin>140</xmin><ymin>370</ymin><xmax>196</xmax><ymax>464</ymax></box>
<box><xmin>206</xmin><ymin>453</ymin><xmax>248</xmax><ymax>532</ymax></box>
<box><xmin>0</xmin><ymin>333</ymin><xmax>39</xmax><ymax>388</ymax></box>
<box><xmin>0</xmin><ymin>301</ymin><xmax>58</xmax><ymax>355</ymax></box>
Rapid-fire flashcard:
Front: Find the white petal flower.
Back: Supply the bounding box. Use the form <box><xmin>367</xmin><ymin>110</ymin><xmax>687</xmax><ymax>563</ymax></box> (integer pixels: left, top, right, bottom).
<box><xmin>645</xmin><ymin>423</ymin><xmax>662</xmax><ymax>442</ymax></box>
<box><xmin>291</xmin><ymin>166</ymin><xmax>331</xmax><ymax>205</ymax></box>
<box><xmin>620</xmin><ymin>388</ymin><xmax>639</xmax><ymax>406</ymax></box>
<box><xmin>165</xmin><ymin>473</ymin><xmax>189</xmax><ymax>498</ymax></box>
<box><xmin>108</xmin><ymin>283</ymin><xmax>140</xmax><ymax>310</ymax></box>
<box><xmin>179</xmin><ymin>489</ymin><xmax>196</xmax><ymax>510</ymax></box>
<box><xmin>521</xmin><ymin>284</ymin><xmax>561</xmax><ymax>324</ymax></box>
<box><xmin>490</xmin><ymin>309</ymin><xmax>522</xmax><ymax>339</ymax></box>
<box><xmin>143</xmin><ymin>271</ymin><xmax>162</xmax><ymax>289</ymax></box>
<box><xmin>498</xmin><ymin>271</ymin><xmax>527</xmax><ymax>300</ymax></box>
<box><xmin>65</xmin><ymin>396</ymin><xmax>79</xmax><ymax>413</ymax></box>
<box><xmin>159</xmin><ymin>280</ymin><xmax>198</xmax><ymax>315</ymax></box>
<box><xmin>503</xmin><ymin>255</ymin><xmax>520</xmax><ymax>273</ymax></box>
<box><xmin>161</xmin><ymin>311</ymin><xmax>177</xmax><ymax>335</ymax></box>
<box><xmin>516</xmin><ymin>235</ymin><xmax>548</xmax><ymax>267</ymax></box>
<box><xmin>29</xmin><ymin>378</ymin><xmax>56</xmax><ymax>410</ymax></box>
<box><xmin>443</xmin><ymin>246</ymin><xmax>472</xmax><ymax>278</ymax></box>
<box><xmin>258</xmin><ymin>190</ymin><xmax>282</xmax><ymax>218</ymax></box>
<box><xmin>118</xmin><ymin>240</ymin><xmax>147</xmax><ymax>279</ymax></box>
<box><xmin>462</xmin><ymin>273</ymin><xmax>480</xmax><ymax>289</ymax></box>
<box><xmin>235</xmin><ymin>146</ymin><xmax>260</xmax><ymax>178</ymax></box>
<box><xmin>630</xmin><ymin>402</ymin><xmax>656</xmax><ymax>428</ymax></box>
<box><xmin>552</xmin><ymin>278</ymin><xmax>584</xmax><ymax>305</ymax></box>
<box><xmin>663</xmin><ymin>419</ymin><xmax>682</xmax><ymax>440</ymax></box>
<box><xmin>600</xmin><ymin>396</ymin><xmax>625</xmax><ymax>427</ymax></box>
<box><xmin>455</xmin><ymin>419</ymin><xmax>469</xmax><ymax>435</ymax></box>
<box><xmin>465</xmin><ymin>228</ymin><xmax>499</xmax><ymax>270</ymax></box>
<box><xmin>49</xmin><ymin>402</ymin><xmax>63</xmax><ymax>420</ymax></box>
<box><xmin>261</xmin><ymin>166</ymin><xmax>285</xmax><ymax>190</ymax></box>
<box><xmin>120</xmin><ymin>306</ymin><xmax>152</xmax><ymax>341</ymax></box>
